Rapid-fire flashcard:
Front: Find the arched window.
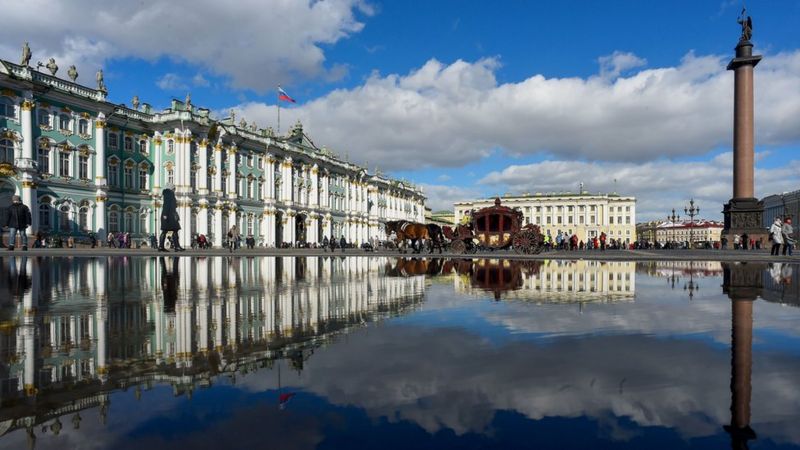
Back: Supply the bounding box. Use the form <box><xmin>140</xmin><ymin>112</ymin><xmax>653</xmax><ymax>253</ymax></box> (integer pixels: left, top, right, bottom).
<box><xmin>79</xmin><ymin>206</ymin><xmax>89</xmax><ymax>231</ymax></box>
<box><xmin>124</xmin><ymin>164</ymin><xmax>134</xmax><ymax>189</ymax></box>
<box><xmin>108</xmin><ymin>159</ymin><xmax>119</xmax><ymax>186</ymax></box>
<box><xmin>247</xmin><ymin>215</ymin><xmax>254</xmax><ymax>236</ymax></box>
<box><xmin>0</xmin><ymin>139</ymin><xmax>13</xmax><ymax>164</ymax></box>
<box><xmin>166</xmin><ymin>169</ymin><xmax>174</xmax><ymax>186</ymax></box>
<box><xmin>59</xmin><ymin>114</ymin><xmax>71</xmax><ymax>131</ymax></box>
<box><xmin>139</xmin><ymin>140</ymin><xmax>147</xmax><ymax>153</ymax></box>
<box><xmin>39</xmin><ymin>197</ymin><xmax>52</xmax><ymax>230</ymax></box>
<box><xmin>0</xmin><ymin>98</ymin><xmax>13</xmax><ymax>118</ymax></box>
<box><xmin>124</xmin><ymin>211</ymin><xmax>134</xmax><ymax>232</ymax></box>
<box><xmin>78</xmin><ymin>119</ymin><xmax>89</xmax><ymax>135</ymax></box>
<box><xmin>124</xmin><ymin>136</ymin><xmax>133</xmax><ymax>151</ymax></box>
<box><xmin>139</xmin><ymin>211</ymin><xmax>148</xmax><ymax>234</ymax></box>
<box><xmin>108</xmin><ymin>210</ymin><xmax>119</xmax><ymax>233</ymax></box>
<box><xmin>167</xmin><ymin>140</ymin><xmax>174</xmax><ymax>154</ymax></box>
<box><xmin>58</xmin><ymin>204</ymin><xmax>71</xmax><ymax>232</ymax></box>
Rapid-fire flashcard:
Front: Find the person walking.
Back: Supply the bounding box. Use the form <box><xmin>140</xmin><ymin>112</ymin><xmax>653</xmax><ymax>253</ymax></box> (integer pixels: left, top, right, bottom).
<box><xmin>159</xmin><ymin>188</ymin><xmax>184</xmax><ymax>252</ymax></box>
<box><xmin>770</xmin><ymin>217</ymin><xmax>783</xmax><ymax>256</ymax></box>
<box><xmin>322</xmin><ymin>236</ymin><xmax>329</xmax><ymax>252</ymax></box>
<box><xmin>227</xmin><ymin>225</ymin><xmax>240</xmax><ymax>253</ymax></box>
<box><xmin>782</xmin><ymin>217</ymin><xmax>794</xmax><ymax>256</ymax></box>
<box><xmin>340</xmin><ymin>235</ymin><xmax>347</xmax><ymax>253</ymax></box>
<box><xmin>5</xmin><ymin>195</ymin><xmax>31</xmax><ymax>251</ymax></box>
<box><xmin>107</xmin><ymin>231</ymin><xmax>116</xmax><ymax>248</ymax></box>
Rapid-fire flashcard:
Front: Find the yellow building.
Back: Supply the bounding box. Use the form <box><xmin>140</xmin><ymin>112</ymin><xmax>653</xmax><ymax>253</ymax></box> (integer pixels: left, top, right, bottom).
<box><xmin>454</xmin><ymin>190</ymin><xmax>636</xmax><ymax>244</ymax></box>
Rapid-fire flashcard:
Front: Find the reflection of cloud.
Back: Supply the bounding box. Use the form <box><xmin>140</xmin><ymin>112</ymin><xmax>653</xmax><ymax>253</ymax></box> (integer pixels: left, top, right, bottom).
<box><xmin>266</xmin><ymin>323</ymin><xmax>800</xmax><ymax>443</ymax></box>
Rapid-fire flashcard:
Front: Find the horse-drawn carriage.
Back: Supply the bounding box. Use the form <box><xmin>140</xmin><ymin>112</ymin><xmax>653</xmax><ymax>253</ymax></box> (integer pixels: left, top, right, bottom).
<box><xmin>443</xmin><ymin>198</ymin><xmax>544</xmax><ymax>254</ymax></box>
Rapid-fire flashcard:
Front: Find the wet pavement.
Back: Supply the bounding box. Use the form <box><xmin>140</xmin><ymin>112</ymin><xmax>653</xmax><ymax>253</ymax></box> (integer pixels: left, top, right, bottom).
<box><xmin>0</xmin><ymin>256</ymin><xmax>798</xmax><ymax>449</ymax></box>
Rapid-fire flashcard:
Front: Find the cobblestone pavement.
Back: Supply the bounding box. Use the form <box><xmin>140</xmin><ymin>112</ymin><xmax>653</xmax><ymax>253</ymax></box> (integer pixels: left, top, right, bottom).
<box><xmin>3</xmin><ymin>246</ymin><xmax>799</xmax><ymax>262</ymax></box>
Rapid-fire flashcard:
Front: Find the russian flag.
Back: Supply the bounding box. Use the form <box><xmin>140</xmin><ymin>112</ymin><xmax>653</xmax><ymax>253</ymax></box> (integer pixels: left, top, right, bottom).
<box><xmin>278</xmin><ymin>86</ymin><xmax>296</xmax><ymax>103</ymax></box>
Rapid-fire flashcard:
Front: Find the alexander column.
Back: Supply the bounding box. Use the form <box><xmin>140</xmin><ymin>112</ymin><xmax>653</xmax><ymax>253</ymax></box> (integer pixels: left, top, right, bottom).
<box><xmin>723</xmin><ymin>10</ymin><xmax>765</xmax><ymax>244</ymax></box>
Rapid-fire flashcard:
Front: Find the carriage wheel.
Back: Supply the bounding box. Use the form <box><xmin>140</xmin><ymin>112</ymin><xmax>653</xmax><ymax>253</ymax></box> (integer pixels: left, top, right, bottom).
<box><xmin>450</xmin><ymin>239</ymin><xmax>467</xmax><ymax>254</ymax></box>
<box><xmin>467</xmin><ymin>241</ymin><xmax>478</xmax><ymax>254</ymax></box>
<box><xmin>513</xmin><ymin>230</ymin><xmax>539</xmax><ymax>254</ymax></box>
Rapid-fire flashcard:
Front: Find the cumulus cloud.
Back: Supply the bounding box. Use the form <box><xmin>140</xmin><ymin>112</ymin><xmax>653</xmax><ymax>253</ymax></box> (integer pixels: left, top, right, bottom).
<box><xmin>419</xmin><ymin>183</ymin><xmax>482</xmax><ymax>211</ymax></box>
<box><xmin>155</xmin><ymin>73</ymin><xmax>188</xmax><ymax>91</ymax></box>
<box><xmin>229</xmin><ymin>50</ymin><xmax>800</xmax><ymax>171</ymax></box>
<box><xmin>479</xmin><ymin>153</ymin><xmax>800</xmax><ymax>220</ymax></box>
<box><xmin>0</xmin><ymin>0</ymin><xmax>371</xmax><ymax>92</ymax></box>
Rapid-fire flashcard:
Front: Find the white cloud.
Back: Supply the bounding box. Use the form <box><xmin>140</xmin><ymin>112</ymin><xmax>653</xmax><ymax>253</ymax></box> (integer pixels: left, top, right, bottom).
<box><xmin>597</xmin><ymin>50</ymin><xmax>647</xmax><ymax>79</ymax></box>
<box><xmin>0</xmin><ymin>0</ymin><xmax>371</xmax><ymax>92</ymax></box>
<box><xmin>479</xmin><ymin>153</ymin><xmax>800</xmax><ymax>221</ymax></box>
<box><xmin>229</xmin><ymin>50</ymin><xmax>800</xmax><ymax>171</ymax></box>
<box><xmin>155</xmin><ymin>73</ymin><xmax>188</xmax><ymax>91</ymax></box>
<box><xmin>192</xmin><ymin>73</ymin><xmax>210</xmax><ymax>88</ymax></box>
<box><xmin>419</xmin><ymin>183</ymin><xmax>483</xmax><ymax>211</ymax></box>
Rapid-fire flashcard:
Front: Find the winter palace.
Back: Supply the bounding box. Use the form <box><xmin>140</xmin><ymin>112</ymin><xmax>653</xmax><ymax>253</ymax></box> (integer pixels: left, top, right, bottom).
<box><xmin>0</xmin><ymin>54</ymin><xmax>425</xmax><ymax>247</ymax></box>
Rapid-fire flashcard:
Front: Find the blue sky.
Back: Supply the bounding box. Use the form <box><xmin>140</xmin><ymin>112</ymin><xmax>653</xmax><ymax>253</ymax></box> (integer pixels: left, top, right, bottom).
<box><xmin>2</xmin><ymin>0</ymin><xmax>799</xmax><ymax>218</ymax></box>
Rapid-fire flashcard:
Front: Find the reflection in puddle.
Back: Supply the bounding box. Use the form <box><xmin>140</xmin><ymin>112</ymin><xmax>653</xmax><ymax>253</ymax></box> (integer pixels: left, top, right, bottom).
<box><xmin>0</xmin><ymin>257</ymin><xmax>797</xmax><ymax>449</ymax></box>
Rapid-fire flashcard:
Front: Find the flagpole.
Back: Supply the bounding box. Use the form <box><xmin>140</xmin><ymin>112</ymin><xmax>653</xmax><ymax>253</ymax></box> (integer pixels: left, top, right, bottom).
<box><xmin>277</xmin><ymin>86</ymin><xmax>281</xmax><ymax>135</ymax></box>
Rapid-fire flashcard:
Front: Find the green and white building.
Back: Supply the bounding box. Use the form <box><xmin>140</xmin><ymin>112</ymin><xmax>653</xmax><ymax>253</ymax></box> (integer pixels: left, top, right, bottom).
<box><xmin>0</xmin><ymin>58</ymin><xmax>425</xmax><ymax>247</ymax></box>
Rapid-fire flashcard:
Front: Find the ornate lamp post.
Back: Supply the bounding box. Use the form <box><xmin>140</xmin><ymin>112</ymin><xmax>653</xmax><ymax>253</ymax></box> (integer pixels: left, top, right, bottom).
<box><xmin>684</xmin><ymin>199</ymin><xmax>700</xmax><ymax>249</ymax></box>
<box><xmin>668</xmin><ymin>209</ymin><xmax>681</xmax><ymax>248</ymax></box>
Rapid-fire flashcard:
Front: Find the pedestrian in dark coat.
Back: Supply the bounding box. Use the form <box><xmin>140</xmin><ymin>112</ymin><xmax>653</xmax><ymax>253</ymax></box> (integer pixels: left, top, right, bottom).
<box><xmin>322</xmin><ymin>236</ymin><xmax>329</xmax><ymax>252</ymax></box>
<box><xmin>340</xmin><ymin>235</ymin><xmax>347</xmax><ymax>253</ymax></box>
<box><xmin>159</xmin><ymin>188</ymin><xmax>183</xmax><ymax>251</ymax></box>
<box><xmin>6</xmin><ymin>195</ymin><xmax>32</xmax><ymax>250</ymax></box>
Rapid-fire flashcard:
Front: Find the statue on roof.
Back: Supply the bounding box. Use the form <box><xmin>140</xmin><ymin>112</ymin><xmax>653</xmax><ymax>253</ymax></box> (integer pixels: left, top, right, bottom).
<box><xmin>45</xmin><ymin>58</ymin><xmax>58</xmax><ymax>76</ymax></box>
<box><xmin>96</xmin><ymin>69</ymin><xmax>107</xmax><ymax>91</ymax></box>
<box><xmin>67</xmin><ymin>65</ymin><xmax>78</xmax><ymax>82</ymax></box>
<box><xmin>132</xmin><ymin>95</ymin><xmax>140</xmax><ymax>110</ymax></box>
<box><xmin>20</xmin><ymin>42</ymin><xmax>31</xmax><ymax>67</ymax></box>
<box><xmin>239</xmin><ymin>118</ymin><xmax>247</xmax><ymax>128</ymax></box>
<box><xmin>737</xmin><ymin>8</ymin><xmax>753</xmax><ymax>41</ymax></box>
<box><xmin>230</xmin><ymin>109</ymin><xmax>236</xmax><ymax>122</ymax></box>
<box><xmin>185</xmin><ymin>92</ymin><xmax>191</xmax><ymax>108</ymax></box>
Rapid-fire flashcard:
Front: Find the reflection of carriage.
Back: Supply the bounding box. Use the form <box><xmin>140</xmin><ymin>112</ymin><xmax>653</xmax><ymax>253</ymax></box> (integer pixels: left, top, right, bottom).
<box><xmin>443</xmin><ymin>198</ymin><xmax>544</xmax><ymax>254</ymax></box>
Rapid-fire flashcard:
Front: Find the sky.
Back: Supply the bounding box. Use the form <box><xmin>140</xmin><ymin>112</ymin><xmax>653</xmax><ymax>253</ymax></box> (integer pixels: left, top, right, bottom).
<box><xmin>2</xmin><ymin>0</ymin><xmax>799</xmax><ymax>220</ymax></box>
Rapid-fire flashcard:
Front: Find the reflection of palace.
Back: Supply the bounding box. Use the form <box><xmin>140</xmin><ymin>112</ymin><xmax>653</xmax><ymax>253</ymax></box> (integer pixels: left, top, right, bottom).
<box><xmin>644</xmin><ymin>260</ymin><xmax>723</xmax><ymax>277</ymax></box>
<box><xmin>450</xmin><ymin>259</ymin><xmax>635</xmax><ymax>302</ymax></box>
<box><xmin>0</xmin><ymin>256</ymin><xmax>424</xmax><ymax>442</ymax></box>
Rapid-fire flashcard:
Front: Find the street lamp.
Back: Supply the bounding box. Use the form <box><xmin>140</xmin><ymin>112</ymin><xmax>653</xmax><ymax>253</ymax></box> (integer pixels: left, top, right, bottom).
<box><xmin>684</xmin><ymin>199</ymin><xmax>700</xmax><ymax>249</ymax></box>
<box><xmin>668</xmin><ymin>209</ymin><xmax>680</xmax><ymax>249</ymax></box>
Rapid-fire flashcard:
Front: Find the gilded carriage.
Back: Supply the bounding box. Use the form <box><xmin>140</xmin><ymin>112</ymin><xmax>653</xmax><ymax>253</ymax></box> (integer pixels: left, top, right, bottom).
<box><xmin>443</xmin><ymin>198</ymin><xmax>544</xmax><ymax>254</ymax></box>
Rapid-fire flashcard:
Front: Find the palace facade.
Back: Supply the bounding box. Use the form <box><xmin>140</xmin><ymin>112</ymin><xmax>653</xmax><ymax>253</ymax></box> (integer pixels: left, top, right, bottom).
<box><xmin>0</xmin><ymin>58</ymin><xmax>425</xmax><ymax>247</ymax></box>
<box><xmin>454</xmin><ymin>190</ymin><xmax>637</xmax><ymax>244</ymax></box>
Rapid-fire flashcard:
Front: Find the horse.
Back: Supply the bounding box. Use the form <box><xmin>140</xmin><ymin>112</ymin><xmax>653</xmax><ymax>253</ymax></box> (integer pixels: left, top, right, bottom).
<box><xmin>385</xmin><ymin>220</ymin><xmax>429</xmax><ymax>254</ymax></box>
<box><xmin>425</xmin><ymin>224</ymin><xmax>445</xmax><ymax>254</ymax></box>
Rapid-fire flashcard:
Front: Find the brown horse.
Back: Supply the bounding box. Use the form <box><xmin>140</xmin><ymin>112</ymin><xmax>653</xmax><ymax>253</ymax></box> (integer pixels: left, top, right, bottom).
<box><xmin>385</xmin><ymin>220</ymin><xmax>429</xmax><ymax>254</ymax></box>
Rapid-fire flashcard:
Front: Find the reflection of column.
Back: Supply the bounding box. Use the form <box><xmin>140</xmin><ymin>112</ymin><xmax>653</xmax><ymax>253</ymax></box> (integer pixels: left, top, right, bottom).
<box><xmin>96</xmin><ymin>258</ymin><xmax>108</xmax><ymax>383</ymax></box>
<box><xmin>722</xmin><ymin>262</ymin><xmax>761</xmax><ymax>448</ymax></box>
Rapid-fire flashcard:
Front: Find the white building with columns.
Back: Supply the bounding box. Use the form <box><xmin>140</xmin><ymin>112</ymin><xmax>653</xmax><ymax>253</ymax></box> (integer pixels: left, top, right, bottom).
<box><xmin>0</xmin><ymin>56</ymin><xmax>425</xmax><ymax>247</ymax></box>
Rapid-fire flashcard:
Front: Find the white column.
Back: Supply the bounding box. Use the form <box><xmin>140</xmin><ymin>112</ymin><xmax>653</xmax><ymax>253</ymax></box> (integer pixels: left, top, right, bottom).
<box><xmin>281</xmin><ymin>158</ymin><xmax>293</xmax><ymax>203</ymax></box>
<box><xmin>282</xmin><ymin>210</ymin><xmax>294</xmax><ymax>245</ymax></box>
<box><xmin>198</xmin><ymin>138</ymin><xmax>209</xmax><ymax>194</ymax></box>
<box><xmin>198</xmin><ymin>204</ymin><xmax>209</xmax><ymax>237</ymax></box>
<box><xmin>95</xmin><ymin>259</ymin><xmax>108</xmax><ymax>383</ymax></box>
<box><xmin>310</xmin><ymin>164</ymin><xmax>319</xmax><ymax>208</ymax></box>
<box><xmin>214</xmin><ymin>142</ymin><xmax>223</xmax><ymax>194</ymax></box>
<box><xmin>94</xmin><ymin>115</ymin><xmax>108</xmax><ymax>234</ymax></box>
<box><xmin>226</xmin><ymin>145</ymin><xmax>237</xmax><ymax>199</ymax></box>
<box><xmin>153</xmin><ymin>132</ymin><xmax>163</xmax><ymax>192</ymax></box>
<box><xmin>213</xmin><ymin>204</ymin><xmax>224</xmax><ymax>247</ymax></box>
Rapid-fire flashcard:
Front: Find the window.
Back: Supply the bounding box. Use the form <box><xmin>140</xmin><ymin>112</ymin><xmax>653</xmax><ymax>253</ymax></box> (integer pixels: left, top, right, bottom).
<box><xmin>139</xmin><ymin>168</ymin><xmax>148</xmax><ymax>190</ymax></box>
<box><xmin>59</xmin><ymin>114</ymin><xmax>71</xmax><ymax>131</ymax></box>
<box><xmin>38</xmin><ymin>109</ymin><xmax>50</xmax><ymax>126</ymax></box>
<box><xmin>247</xmin><ymin>216</ymin><xmax>254</xmax><ymax>235</ymax></box>
<box><xmin>58</xmin><ymin>205</ymin><xmax>71</xmax><ymax>231</ymax></box>
<box><xmin>167</xmin><ymin>169</ymin><xmax>174</xmax><ymax>186</ymax></box>
<box><xmin>78</xmin><ymin>154</ymin><xmax>89</xmax><ymax>179</ymax></box>
<box><xmin>167</xmin><ymin>140</ymin><xmax>174</xmax><ymax>154</ymax></box>
<box><xmin>139</xmin><ymin>140</ymin><xmax>147</xmax><ymax>153</ymax></box>
<box><xmin>609</xmin><ymin>217</ymin><xmax>614</xmax><ymax>224</ymax></box>
<box><xmin>626</xmin><ymin>206</ymin><xmax>631</xmax><ymax>212</ymax></box>
<box><xmin>0</xmin><ymin>139</ymin><xmax>13</xmax><ymax>164</ymax></box>
<box><xmin>124</xmin><ymin>137</ymin><xmax>133</xmax><ymax>151</ymax></box>
<box><xmin>38</xmin><ymin>147</ymin><xmax>49</xmax><ymax>172</ymax></box>
<box><xmin>139</xmin><ymin>212</ymin><xmax>148</xmax><ymax>233</ymax></box>
<box><xmin>108</xmin><ymin>162</ymin><xmax>118</xmax><ymax>186</ymax></box>
<box><xmin>79</xmin><ymin>207</ymin><xmax>88</xmax><ymax>231</ymax></box>
<box><xmin>108</xmin><ymin>211</ymin><xmax>119</xmax><ymax>232</ymax></box>
<box><xmin>78</xmin><ymin>119</ymin><xmax>89</xmax><ymax>135</ymax></box>
<box><xmin>247</xmin><ymin>179</ymin><xmax>253</xmax><ymax>199</ymax></box>
<box><xmin>257</xmin><ymin>157</ymin><xmax>263</xmax><ymax>169</ymax></box>
<box><xmin>39</xmin><ymin>199</ymin><xmax>51</xmax><ymax>229</ymax></box>
<box><xmin>59</xmin><ymin>152</ymin><xmax>70</xmax><ymax>177</ymax></box>
<box><xmin>247</xmin><ymin>154</ymin><xmax>253</xmax><ymax>167</ymax></box>
<box><xmin>590</xmin><ymin>215</ymin><xmax>595</xmax><ymax>224</ymax></box>
<box><xmin>124</xmin><ymin>166</ymin><xmax>134</xmax><ymax>189</ymax></box>
<box><xmin>0</xmin><ymin>98</ymin><xmax>14</xmax><ymax>118</ymax></box>
<box><xmin>124</xmin><ymin>212</ymin><xmax>133</xmax><ymax>232</ymax></box>
<box><xmin>626</xmin><ymin>216</ymin><xmax>631</xmax><ymax>224</ymax></box>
